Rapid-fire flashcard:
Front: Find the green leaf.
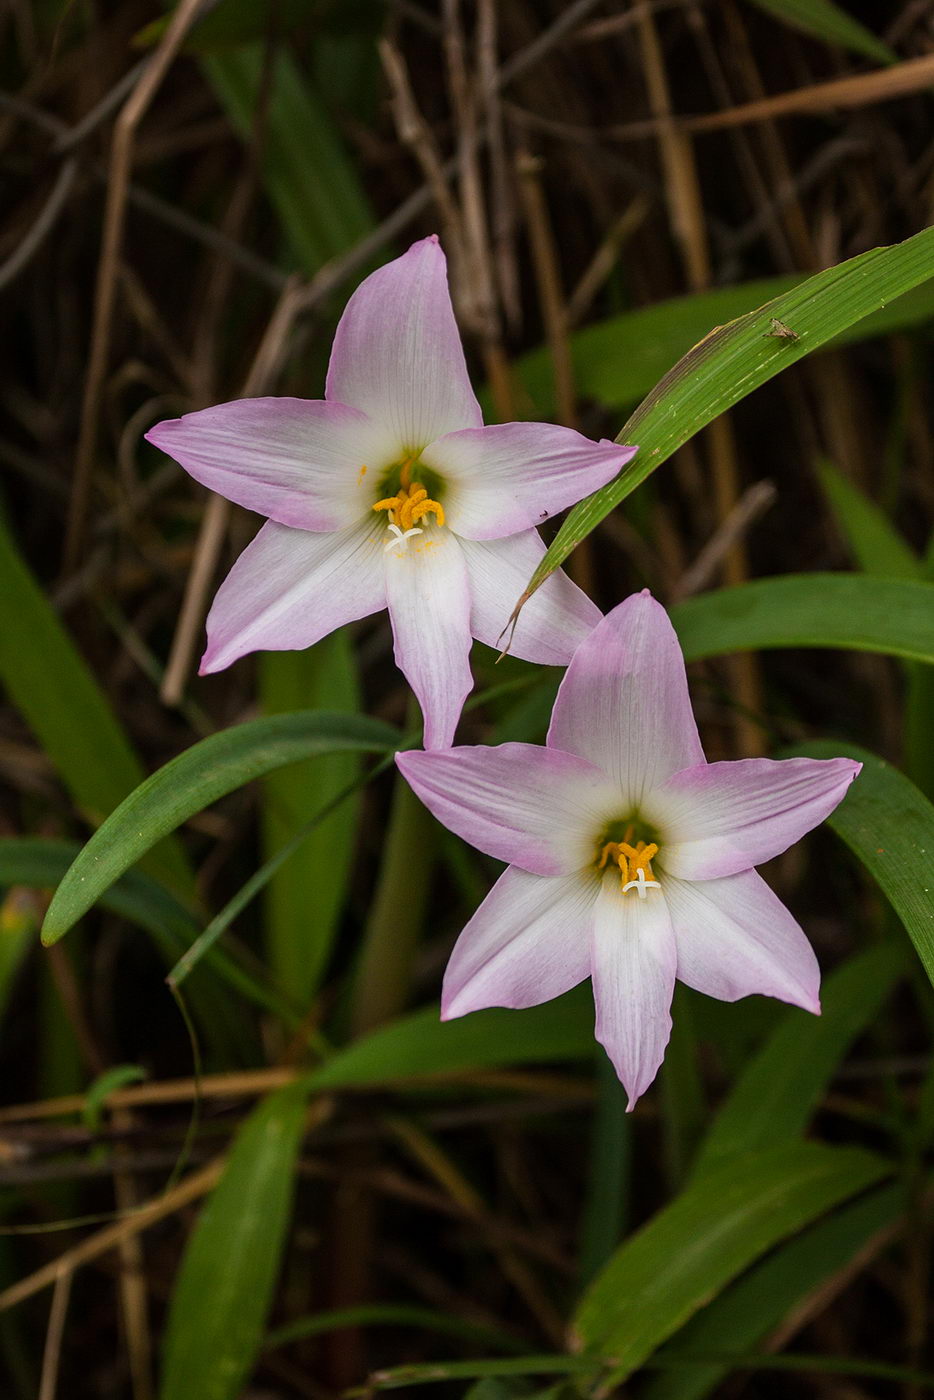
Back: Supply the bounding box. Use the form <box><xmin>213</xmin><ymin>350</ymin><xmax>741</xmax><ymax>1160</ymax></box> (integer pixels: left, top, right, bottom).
<box><xmin>524</xmin><ymin>227</ymin><xmax>934</xmax><ymax>597</ymax></box>
<box><xmin>644</xmin><ymin>1182</ymin><xmax>903</xmax><ymax>1400</ymax></box>
<box><xmin>742</xmin><ymin>0</ymin><xmax>896</xmax><ymax>64</ymax></box>
<box><xmin>0</xmin><ymin>837</ymin><xmax>295</xmax><ymax>1025</ymax></box>
<box><xmin>574</xmin><ymin>1143</ymin><xmax>890</xmax><ymax>1383</ymax></box>
<box><xmin>693</xmin><ymin>944</ymin><xmax>904</xmax><ymax>1175</ymax></box>
<box><xmin>0</xmin><ymin>510</ymin><xmax>190</xmax><ymax>895</ymax></box>
<box><xmin>266</xmin><ymin>1304</ymin><xmax>523</xmax><ymax>1354</ymax></box>
<box><xmin>262</xmin><ymin>636</ymin><xmax>362</xmax><ymax>1004</ymax></box>
<box><xmin>41</xmin><ymin>711</ymin><xmax>399</xmax><ymax>946</ymax></box>
<box><xmin>304</xmin><ymin>987</ymin><xmax>594</xmax><ymax>1090</ymax></box>
<box><xmin>670</xmin><ymin>574</ymin><xmax>934</xmax><ymax>665</ymax></box>
<box><xmin>159</xmin><ymin>1083</ymin><xmax>308</xmax><ymax>1400</ymax></box>
<box><xmin>510</xmin><ymin>277</ymin><xmax>934</xmax><ymax>421</ymax></box>
<box><xmin>204</xmin><ymin>44</ymin><xmax>373</xmax><ymax>273</ymax></box>
<box><xmin>790</xmin><ymin>741</ymin><xmax>934</xmax><ymax>986</ymax></box>
<box><xmin>818</xmin><ymin>460</ymin><xmax>921</xmax><ymax>579</ymax></box>
<box><xmin>355</xmin><ymin>1357</ymin><xmax>597</xmax><ymax>1393</ymax></box>
<box><xmin>82</xmin><ymin>1065</ymin><xmax>146</xmax><ymax>1135</ymax></box>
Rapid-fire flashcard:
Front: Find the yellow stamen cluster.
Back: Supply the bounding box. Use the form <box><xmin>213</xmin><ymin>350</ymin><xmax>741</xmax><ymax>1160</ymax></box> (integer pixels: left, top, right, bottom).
<box><xmin>598</xmin><ymin>837</ymin><xmax>659</xmax><ymax>890</ymax></box>
<box><xmin>373</xmin><ymin>484</ymin><xmax>445</xmax><ymax>529</ymax></box>
<box><xmin>373</xmin><ymin>457</ymin><xmax>444</xmax><ymax>529</ymax></box>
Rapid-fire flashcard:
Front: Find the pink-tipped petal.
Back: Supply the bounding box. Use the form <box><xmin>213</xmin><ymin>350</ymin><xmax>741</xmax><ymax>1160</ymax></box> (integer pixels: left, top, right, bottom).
<box><xmin>548</xmin><ymin>591</ymin><xmax>705</xmax><ymax>804</ymax></box>
<box><xmin>385</xmin><ymin>527</ymin><xmax>473</xmax><ymax>750</ymax></box>
<box><xmin>397</xmin><ymin>744</ymin><xmax>620</xmax><ymax>876</ymax></box>
<box><xmin>652</xmin><ymin>756</ymin><xmax>861</xmax><ymax>880</ymax></box>
<box><xmin>326</xmin><ymin>237</ymin><xmax>482</xmax><ymax>452</ymax></box>
<box><xmin>665</xmin><ymin>868</ymin><xmax>821</xmax><ymax>1014</ymax></box>
<box><xmin>201</xmin><ymin>519</ymin><xmax>385</xmax><ymax>674</ymax></box>
<box><xmin>147</xmin><ymin>399</ymin><xmax>389</xmax><ymax>531</ymax></box>
<box><xmin>442</xmin><ymin>866</ymin><xmax>595</xmax><ymax>1019</ymax></box>
<box><xmin>591</xmin><ymin>878</ymin><xmax>677</xmax><ymax>1109</ymax></box>
<box><xmin>423</xmin><ymin>423</ymin><xmax>635</xmax><ymax>540</ymax></box>
<box><xmin>459</xmin><ymin>532</ymin><xmax>602</xmax><ymax>666</ymax></box>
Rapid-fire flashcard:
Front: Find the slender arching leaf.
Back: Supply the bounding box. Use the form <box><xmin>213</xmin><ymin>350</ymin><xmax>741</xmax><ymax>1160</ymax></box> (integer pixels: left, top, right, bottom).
<box><xmin>693</xmin><ymin>944</ymin><xmax>904</xmax><ymax>1175</ymax></box>
<box><xmin>573</xmin><ymin>1143</ymin><xmax>889</xmax><ymax>1384</ymax></box>
<box><xmin>789</xmin><ymin>741</ymin><xmax>934</xmax><ymax>986</ymax></box>
<box><xmin>818</xmin><ymin>462</ymin><xmax>921</xmax><ymax>580</ymax></box>
<box><xmin>508</xmin><ymin>273</ymin><xmax>934</xmax><ymax>420</ymax></box>
<box><xmin>644</xmin><ymin>1182</ymin><xmax>904</xmax><ymax>1400</ymax></box>
<box><xmin>0</xmin><ymin>511</ymin><xmax>191</xmax><ymax>895</ymax></box>
<box><xmin>159</xmin><ymin>1083</ymin><xmax>309</xmax><ymax>1400</ymax></box>
<box><xmin>742</xmin><ymin>0</ymin><xmax>895</xmax><ymax>64</ymax></box>
<box><xmin>521</xmin><ymin>226</ymin><xmax>934</xmax><ymax>602</ymax></box>
<box><xmin>303</xmin><ymin>986</ymin><xmax>595</xmax><ymax>1089</ymax></box>
<box><xmin>0</xmin><ymin>838</ymin><xmax>295</xmax><ymax>1022</ymax></box>
<box><xmin>671</xmin><ymin>574</ymin><xmax>934</xmax><ymax>665</ymax></box>
<box><xmin>41</xmin><ymin>712</ymin><xmax>400</xmax><ymax>946</ymax></box>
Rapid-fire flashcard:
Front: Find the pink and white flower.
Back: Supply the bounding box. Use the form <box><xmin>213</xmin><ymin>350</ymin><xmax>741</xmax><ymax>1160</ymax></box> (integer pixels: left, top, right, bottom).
<box><xmin>147</xmin><ymin>237</ymin><xmax>634</xmax><ymax>748</ymax></box>
<box><xmin>397</xmin><ymin>591</ymin><xmax>861</xmax><ymax>1106</ymax></box>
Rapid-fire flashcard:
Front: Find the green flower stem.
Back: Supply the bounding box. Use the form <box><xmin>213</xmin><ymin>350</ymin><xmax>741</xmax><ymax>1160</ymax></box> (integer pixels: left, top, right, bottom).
<box><xmin>351</xmin><ymin>700</ymin><xmax>435</xmax><ymax>1037</ymax></box>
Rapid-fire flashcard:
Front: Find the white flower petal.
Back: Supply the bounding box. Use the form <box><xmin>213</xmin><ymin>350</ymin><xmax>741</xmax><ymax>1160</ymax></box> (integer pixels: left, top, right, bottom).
<box><xmin>547</xmin><ymin>591</ymin><xmax>705</xmax><ymax>806</ymax></box>
<box><xmin>665</xmin><ymin>868</ymin><xmax>821</xmax><ymax>1013</ymax></box>
<box><xmin>459</xmin><ymin>531</ymin><xmax>601</xmax><ymax>666</ymax></box>
<box><xmin>442</xmin><ymin>866</ymin><xmax>595</xmax><ymax>1019</ymax></box>
<box><xmin>591</xmin><ymin>877</ymin><xmax>677</xmax><ymax>1109</ymax></box>
<box><xmin>326</xmin><ymin>236</ymin><xmax>482</xmax><ymax>452</ymax></box>
<box><xmin>385</xmin><ymin>526</ymin><xmax>473</xmax><ymax>750</ymax></box>
<box><xmin>201</xmin><ymin>518</ymin><xmax>385</xmax><ymax>673</ymax></box>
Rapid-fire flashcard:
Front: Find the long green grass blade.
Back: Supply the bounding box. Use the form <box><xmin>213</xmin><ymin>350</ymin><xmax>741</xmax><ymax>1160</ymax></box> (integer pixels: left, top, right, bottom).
<box><xmin>0</xmin><ymin>511</ymin><xmax>190</xmax><ymax>895</ymax></box>
<box><xmin>644</xmin><ymin>1182</ymin><xmax>903</xmax><ymax>1400</ymax></box>
<box><xmin>0</xmin><ymin>838</ymin><xmax>294</xmax><ymax>1024</ymax></box>
<box><xmin>510</xmin><ymin>276</ymin><xmax>934</xmax><ymax>420</ymax></box>
<box><xmin>203</xmin><ymin>44</ymin><xmax>372</xmax><ymax>271</ymax></box>
<box><xmin>523</xmin><ymin>227</ymin><xmax>934</xmax><ymax>599</ymax></box>
<box><xmin>693</xmin><ymin>945</ymin><xmax>904</xmax><ymax>1175</ymax></box>
<box><xmin>159</xmin><ymin>1082</ymin><xmax>308</xmax><ymax>1400</ymax></box>
<box><xmin>574</xmin><ymin>1143</ymin><xmax>890</xmax><ymax>1383</ymax></box>
<box><xmin>671</xmin><ymin>574</ymin><xmax>934</xmax><ymax>664</ymax></box>
<box><xmin>304</xmin><ymin>986</ymin><xmax>594</xmax><ymax>1089</ymax></box>
<box><xmin>41</xmin><ymin>712</ymin><xmax>399</xmax><ymax>945</ymax></box>
<box><xmin>791</xmin><ymin>741</ymin><xmax>934</xmax><ymax>985</ymax></box>
<box><xmin>742</xmin><ymin>0</ymin><xmax>895</xmax><ymax>63</ymax></box>
<box><xmin>818</xmin><ymin>461</ymin><xmax>921</xmax><ymax>579</ymax></box>
<box><xmin>262</xmin><ymin>638</ymin><xmax>362</xmax><ymax>1004</ymax></box>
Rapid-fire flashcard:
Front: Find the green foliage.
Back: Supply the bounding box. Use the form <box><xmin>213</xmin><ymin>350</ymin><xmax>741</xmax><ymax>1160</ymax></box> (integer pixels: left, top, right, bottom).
<box><xmin>671</xmin><ymin>573</ymin><xmax>934</xmax><ymax>664</ymax></box>
<box><xmin>510</xmin><ymin>274</ymin><xmax>934</xmax><ymax>419</ymax></box>
<box><xmin>793</xmin><ymin>741</ymin><xmax>934</xmax><ymax>986</ymax></box>
<box><xmin>527</xmin><ymin>227</ymin><xmax>934</xmax><ymax>596</ymax></box>
<box><xmin>818</xmin><ymin>460</ymin><xmax>921</xmax><ymax>579</ymax></box>
<box><xmin>574</xmin><ymin>1143</ymin><xmax>890</xmax><ymax>1384</ymax></box>
<box><xmin>644</xmin><ymin>1182</ymin><xmax>903</xmax><ymax>1400</ymax></box>
<box><xmin>304</xmin><ymin>987</ymin><xmax>595</xmax><ymax>1088</ymax></box>
<box><xmin>0</xmin><ymin>510</ymin><xmax>190</xmax><ymax>895</ymax></box>
<box><xmin>261</xmin><ymin>639</ymin><xmax>363</xmax><ymax>1005</ymax></box>
<box><xmin>741</xmin><ymin>0</ymin><xmax>896</xmax><ymax>63</ymax></box>
<box><xmin>693</xmin><ymin>945</ymin><xmax>904</xmax><ymax>1174</ymax></box>
<box><xmin>41</xmin><ymin>712</ymin><xmax>399</xmax><ymax>945</ymax></box>
<box><xmin>159</xmin><ymin>1083</ymin><xmax>309</xmax><ymax>1400</ymax></box>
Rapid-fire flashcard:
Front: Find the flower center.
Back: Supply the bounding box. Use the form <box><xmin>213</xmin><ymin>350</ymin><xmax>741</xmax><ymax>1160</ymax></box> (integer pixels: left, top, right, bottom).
<box><xmin>372</xmin><ymin>455</ymin><xmax>444</xmax><ymax>551</ymax></box>
<box><xmin>596</xmin><ymin>823</ymin><xmax>661</xmax><ymax>899</ymax></box>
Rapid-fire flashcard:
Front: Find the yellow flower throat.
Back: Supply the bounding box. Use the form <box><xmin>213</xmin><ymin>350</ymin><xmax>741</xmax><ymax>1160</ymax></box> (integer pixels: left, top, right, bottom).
<box><xmin>373</xmin><ymin>457</ymin><xmax>445</xmax><ymax>530</ymax></box>
<box><xmin>598</xmin><ymin>830</ymin><xmax>661</xmax><ymax>899</ymax></box>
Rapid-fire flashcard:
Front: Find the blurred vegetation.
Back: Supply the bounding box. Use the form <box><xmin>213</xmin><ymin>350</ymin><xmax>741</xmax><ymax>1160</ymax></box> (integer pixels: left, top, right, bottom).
<box><xmin>1</xmin><ymin>2</ymin><xmax>934</xmax><ymax>1398</ymax></box>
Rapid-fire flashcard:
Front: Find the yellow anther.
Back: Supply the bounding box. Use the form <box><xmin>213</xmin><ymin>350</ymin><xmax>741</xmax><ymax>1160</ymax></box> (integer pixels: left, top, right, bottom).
<box><xmin>597</xmin><ymin>837</ymin><xmax>659</xmax><ymax>891</ymax></box>
<box><xmin>410</xmin><ymin>497</ymin><xmax>445</xmax><ymax>527</ymax></box>
<box><xmin>373</xmin><ymin>481</ymin><xmax>444</xmax><ymax>531</ymax></box>
<box><xmin>373</xmin><ymin>496</ymin><xmax>401</xmax><ymax>521</ymax></box>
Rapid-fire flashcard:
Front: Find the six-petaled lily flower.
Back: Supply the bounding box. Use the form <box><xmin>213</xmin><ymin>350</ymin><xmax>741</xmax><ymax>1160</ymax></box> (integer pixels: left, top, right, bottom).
<box><xmin>397</xmin><ymin>591</ymin><xmax>861</xmax><ymax>1107</ymax></box>
<box><xmin>147</xmin><ymin>236</ymin><xmax>635</xmax><ymax>747</ymax></box>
